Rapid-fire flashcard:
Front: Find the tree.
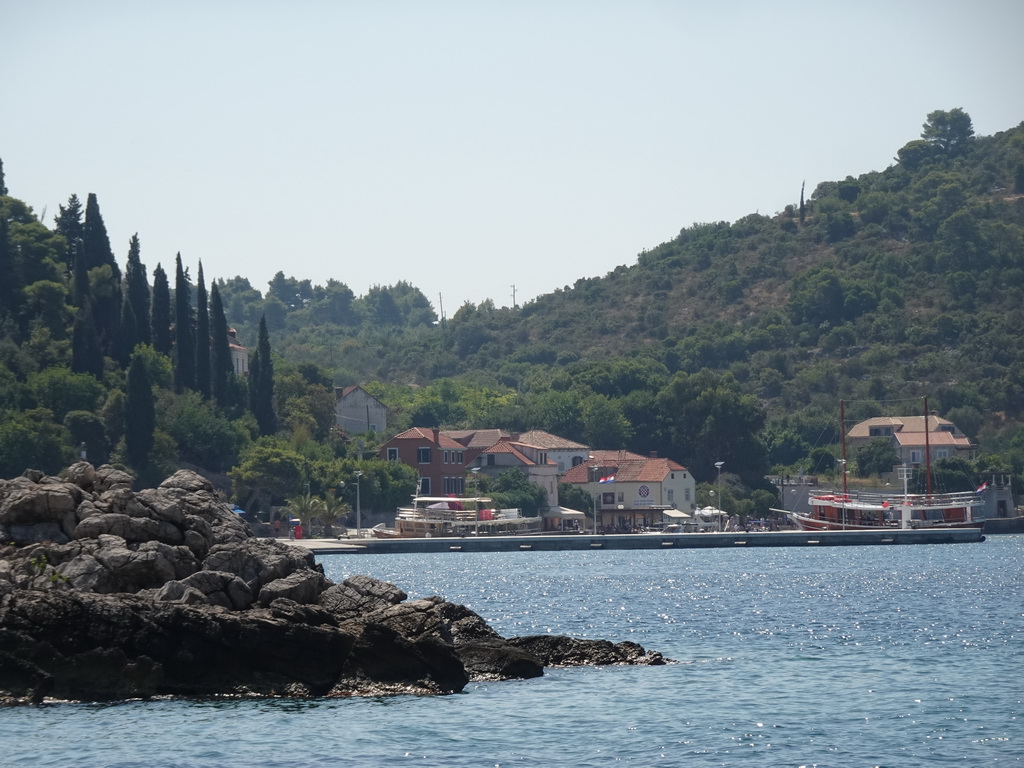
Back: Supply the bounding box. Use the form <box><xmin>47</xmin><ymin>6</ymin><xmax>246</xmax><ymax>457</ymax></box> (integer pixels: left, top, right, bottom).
<box><xmin>229</xmin><ymin>437</ymin><xmax>306</xmax><ymax>512</ymax></box>
<box><xmin>209</xmin><ymin>282</ymin><xmax>233</xmax><ymax>409</ymax></box>
<box><xmin>921</xmin><ymin>108</ymin><xmax>974</xmax><ymax>157</ymax></box>
<box><xmin>283</xmin><ymin>492</ymin><xmax>325</xmax><ymax>537</ymax></box>
<box><xmin>657</xmin><ymin>369</ymin><xmax>769</xmax><ymax>484</ymax></box>
<box><xmin>118</xmin><ymin>297</ymin><xmax>141</xmax><ymax>366</ymax></box>
<box><xmin>195</xmin><ymin>261</ymin><xmax>211</xmax><ymax>399</ymax></box>
<box><xmin>82</xmin><ymin>194</ymin><xmax>121</xmax><ymax>358</ymax></box>
<box><xmin>70</xmin><ymin>301</ymin><xmax>105</xmax><ymax>380</ymax></box>
<box><xmin>124</xmin><ymin>234</ymin><xmax>150</xmax><ymax>346</ymax></box>
<box><xmin>151</xmin><ymin>262</ymin><xmax>172</xmax><ymax>356</ymax></box>
<box><xmin>0</xmin><ymin>156</ymin><xmax>6</xmax><ymax>196</ymax></box>
<box><xmin>124</xmin><ymin>352</ymin><xmax>155</xmax><ymax>470</ymax></box>
<box><xmin>854</xmin><ymin>438</ymin><xmax>899</xmax><ymax>477</ymax></box>
<box><xmin>318</xmin><ymin>488</ymin><xmax>351</xmax><ymax>538</ymax></box>
<box><xmin>54</xmin><ymin>193</ymin><xmax>83</xmax><ymax>272</ymax></box>
<box><xmin>173</xmin><ymin>253</ymin><xmax>196</xmax><ymax>393</ymax></box>
<box><xmin>249</xmin><ymin>315</ymin><xmax>276</xmax><ymax>436</ymax></box>
<box><xmin>486</xmin><ymin>467</ymin><xmax>547</xmax><ymax>517</ymax></box>
<box><xmin>28</xmin><ymin>366</ymin><xmax>105</xmax><ymax>421</ymax></box>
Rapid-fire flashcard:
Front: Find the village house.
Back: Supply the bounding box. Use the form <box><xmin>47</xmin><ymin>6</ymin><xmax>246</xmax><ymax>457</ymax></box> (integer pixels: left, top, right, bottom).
<box><xmin>335</xmin><ymin>385</ymin><xmax>388</xmax><ymax>434</ymax></box>
<box><xmin>227</xmin><ymin>329</ymin><xmax>248</xmax><ymax>376</ymax></box>
<box><xmin>847</xmin><ymin>414</ymin><xmax>975</xmax><ymax>465</ymax></box>
<box><xmin>560</xmin><ymin>450</ymin><xmax>697</xmax><ymax>532</ymax></box>
<box><xmin>379</xmin><ymin>427</ymin><xmax>474</xmax><ymax>496</ymax></box>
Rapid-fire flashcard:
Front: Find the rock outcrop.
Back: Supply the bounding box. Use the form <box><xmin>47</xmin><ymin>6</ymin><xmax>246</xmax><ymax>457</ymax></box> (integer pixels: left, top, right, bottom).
<box><xmin>0</xmin><ymin>463</ymin><xmax>668</xmax><ymax>704</ymax></box>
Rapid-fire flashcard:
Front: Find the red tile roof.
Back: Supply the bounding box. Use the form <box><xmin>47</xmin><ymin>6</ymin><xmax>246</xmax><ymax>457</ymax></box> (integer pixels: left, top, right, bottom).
<box><xmin>560</xmin><ymin>455</ymin><xmax>686</xmax><ymax>484</ymax></box>
<box><xmin>390</xmin><ymin>427</ymin><xmax>466</xmax><ymax>449</ymax></box>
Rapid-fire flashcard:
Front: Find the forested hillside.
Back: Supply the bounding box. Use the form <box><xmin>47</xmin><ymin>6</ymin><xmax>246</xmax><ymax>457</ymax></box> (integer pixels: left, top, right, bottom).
<box><xmin>3</xmin><ymin>110</ymin><xmax>1023</xmax><ymax>516</ymax></box>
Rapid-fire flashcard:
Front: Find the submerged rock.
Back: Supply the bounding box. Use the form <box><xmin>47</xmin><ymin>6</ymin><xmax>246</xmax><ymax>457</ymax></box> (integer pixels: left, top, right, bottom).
<box><xmin>0</xmin><ymin>463</ymin><xmax>668</xmax><ymax>704</ymax></box>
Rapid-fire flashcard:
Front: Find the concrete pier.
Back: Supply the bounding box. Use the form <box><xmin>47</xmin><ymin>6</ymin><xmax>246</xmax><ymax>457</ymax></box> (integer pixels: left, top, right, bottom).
<box><xmin>290</xmin><ymin>527</ymin><xmax>984</xmax><ymax>556</ymax></box>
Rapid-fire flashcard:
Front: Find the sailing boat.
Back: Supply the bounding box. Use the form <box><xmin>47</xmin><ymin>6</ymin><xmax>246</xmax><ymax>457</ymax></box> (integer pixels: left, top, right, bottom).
<box><xmin>787</xmin><ymin>399</ymin><xmax>985</xmax><ymax>531</ymax></box>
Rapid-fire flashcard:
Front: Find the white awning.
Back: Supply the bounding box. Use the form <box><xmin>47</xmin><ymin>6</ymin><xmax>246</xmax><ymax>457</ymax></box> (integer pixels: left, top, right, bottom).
<box><xmin>662</xmin><ymin>509</ymin><xmax>693</xmax><ymax>520</ymax></box>
<box><xmin>545</xmin><ymin>507</ymin><xmax>587</xmax><ymax>519</ymax></box>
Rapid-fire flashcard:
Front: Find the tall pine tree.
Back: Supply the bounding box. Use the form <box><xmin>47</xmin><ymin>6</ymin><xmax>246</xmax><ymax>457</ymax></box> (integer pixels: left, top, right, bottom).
<box><xmin>124</xmin><ymin>352</ymin><xmax>155</xmax><ymax>469</ymax></box>
<box><xmin>249</xmin><ymin>315</ymin><xmax>276</xmax><ymax>436</ymax></box>
<box><xmin>151</xmin><ymin>263</ymin><xmax>172</xmax><ymax>356</ymax></box>
<box><xmin>82</xmin><ymin>193</ymin><xmax>121</xmax><ymax>358</ymax></box>
<box><xmin>54</xmin><ymin>193</ymin><xmax>84</xmax><ymax>273</ymax></box>
<box><xmin>195</xmin><ymin>261</ymin><xmax>211</xmax><ymax>399</ymax></box>
<box><xmin>173</xmin><ymin>253</ymin><xmax>196</xmax><ymax>393</ymax></box>
<box><xmin>124</xmin><ymin>234</ymin><xmax>150</xmax><ymax>346</ymax></box>
<box><xmin>71</xmin><ymin>300</ymin><xmax>104</xmax><ymax>379</ymax></box>
<box><xmin>210</xmin><ymin>281</ymin><xmax>233</xmax><ymax>409</ymax></box>
<box><xmin>118</xmin><ymin>298</ymin><xmax>141</xmax><ymax>366</ymax></box>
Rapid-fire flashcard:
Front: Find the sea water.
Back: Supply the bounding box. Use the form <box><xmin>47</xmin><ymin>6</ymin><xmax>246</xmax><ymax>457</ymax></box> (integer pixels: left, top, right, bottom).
<box><xmin>2</xmin><ymin>536</ymin><xmax>1021</xmax><ymax>767</ymax></box>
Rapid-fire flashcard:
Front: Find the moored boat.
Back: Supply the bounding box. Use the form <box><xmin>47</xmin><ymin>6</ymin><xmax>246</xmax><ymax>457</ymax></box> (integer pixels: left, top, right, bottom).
<box><xmin>386</xmin><ymin>496</ymin><xmax>543</xmax><ymax>538</ymax></box>
<box><xmin>788</xmin><ymin>488</ymin><xmax>984</xmax><ymax>531</ymax></box>
<box><xmin>786</xmin><ymin>397</ymin><xmax>986</xmax><ymax>532</ymax></box>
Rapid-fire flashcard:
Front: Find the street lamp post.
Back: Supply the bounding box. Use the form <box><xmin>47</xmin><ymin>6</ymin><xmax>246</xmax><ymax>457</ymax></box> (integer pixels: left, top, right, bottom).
<box><xmin>354</xmin><ymin>471</ymin><xmax>363</xmax><ymax>539</ymax></box>
<box><xmin>715</xmin><ymin>461</ymin><xmax>724</xmax><ymax>531</ymax></box>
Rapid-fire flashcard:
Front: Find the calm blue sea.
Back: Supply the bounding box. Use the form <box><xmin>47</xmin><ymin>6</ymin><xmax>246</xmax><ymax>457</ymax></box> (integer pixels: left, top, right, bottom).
<box><xmin>3</xmin><ymin>536</ymin><xmax>1021</xmax><ymax>768</ymax></box>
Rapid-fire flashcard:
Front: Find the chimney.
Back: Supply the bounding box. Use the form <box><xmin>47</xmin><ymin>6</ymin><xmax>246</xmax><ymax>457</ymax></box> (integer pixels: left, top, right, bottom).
<box><xmin>432</xmin><ymin>428</ymin><xmax>440</xmax><ymax>444</ymax></box>
<box><xmin>650</xmin><ymin>451</ymin><xmax>658</xmax><ymax>458</ymax></box>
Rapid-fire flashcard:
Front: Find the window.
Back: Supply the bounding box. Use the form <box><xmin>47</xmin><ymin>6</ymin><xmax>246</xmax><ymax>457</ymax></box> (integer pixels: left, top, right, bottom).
<box><xmin>572</xmin><ymin>456</ymin><xmax>584</xmax><ymax>467</ymax></box>
<box><xmin>617</xmin><ymin>492</ymin><xmax>624</xmax><ymax>503</ymax></box>
<box><xmin>487</xmin><ymin>454</ymin><xmax>495</xmax><ymax>466</ymax></box>
<box><xmin>910</xmin><ymin>450</ymin><xmax>923</xmax><ymax>464</ymax></box>
<box><xmin>387</xmin><ymin>448</ymin><xmax>398</xmax><ymax>462</ymax></box>
<box><xmin>685</xmin><ymin>488</ymin><xmax>691</xmax><ymax>501</ymax></box>
<box><xmin>457</xmin><ymin>451</ymin><xmax>464</xmax><ymax>464</ymax></box>
<box><xmin>443</xmin><ymin>477</ymin><xmax>465</xmax><ymax>495</ymax></box>
<box><xmin>538</xmin><ymin>452</ymin><xmax>547</xmax><ymax>465</ymax></box>
<box><xmin>443</xmin><ymin>451</ymin><xmax>449</xmax><ymax>465</ymax></box>
<box><xmin>417</xmin><ymin>447</ymin><xmax>431</xmax><ymax>464</ymax></box>
<box><xmin>935</xmin><ymin>449</ymin><xmax>950</xmax><ymax>459</ymax></box>
<box><xmin>667</xmin><ymin>490</ymin><xmax>674</xmax><ymax>503</ymax></box>
<box><xmin>419</xmin><ymin>477</ymin><xmax>431</xmax><ymax>494</ymax></box>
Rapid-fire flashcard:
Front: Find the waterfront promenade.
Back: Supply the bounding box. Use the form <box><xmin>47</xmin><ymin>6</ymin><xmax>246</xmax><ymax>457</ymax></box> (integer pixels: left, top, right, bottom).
<box><xmin>285</xmin><ymin>527</ymin><xmax>984</xmax><ymax>555</ymax></box>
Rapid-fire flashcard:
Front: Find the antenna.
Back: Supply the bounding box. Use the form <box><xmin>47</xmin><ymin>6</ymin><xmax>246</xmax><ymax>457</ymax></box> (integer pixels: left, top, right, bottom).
<box><xmin>511</xmin><ymin>284</ymin><xmax>517</xmax><ymax>309</ymax></box>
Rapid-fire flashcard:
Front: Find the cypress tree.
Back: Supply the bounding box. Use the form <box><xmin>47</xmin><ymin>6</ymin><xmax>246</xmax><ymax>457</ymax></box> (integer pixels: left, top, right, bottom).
<box><xmin>54</xmin><ymin>193</ymin><xmax>84</xmax><ymax>273</ymax></box>
<box><xmin>124</xmin><ymin>352</ymin><xmax>155</xmax><ymax>469</ymax></box>
<box><xmin>249</xmin><ymin>315</ymin><xmax>276</xmax><ymax>436</ymax></box>
<box><xmin>195</xmin><ymin>262</ymin><xmax>211</xmax><ymax>399</ymax></box>
<box><xmin>210</xmin><ymin>281</ymin><xmax>232</xmax><ymax>408</ymax></box>
<box><xmin>173</xmin><ymin>253</ymin><xmax>196</xmax><ymax>393</ymax></box>
<box><xmin>118</xmin><ymin>298</ymin><xmax>140</xmax><ymax>367</ymax></box>
<box><xmin>0</xmin><ymin>156</ymin><xmax>7</xmax><ymax>196</ymax></box>
<box><xmin>83</xmin><ymin>193</ymin><xmax>121</xmax><ymax>358</ymax></box>
<box><xmin>71</xmin><ymin>301</ymin><xmax>105</xmax><ymax>379</ymax></box>
<box><xmin>71</xmin><ymin>238</ymin><xmax>89</xmax><ymax>308</ymax></box>
<box><xmin>124</xmin><ymin>234</ymin><xmax>151</xmax><ymax>346</ymax></box>
<box><xmin>151</xmin><ymin>263</ymin><xmax>172</xmax><ymax>356</ymax></box>
<box><xmin>0</xmin><ymin>215</ymin><xmax>11</xmax><ymax>318</ymax></box>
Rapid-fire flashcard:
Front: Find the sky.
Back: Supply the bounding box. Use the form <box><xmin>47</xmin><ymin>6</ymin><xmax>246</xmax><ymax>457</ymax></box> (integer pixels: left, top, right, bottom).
<box><xmin>3</xmin><ymin>1</ymin><xmax>1022</xmax><ymax>314</ymax></box>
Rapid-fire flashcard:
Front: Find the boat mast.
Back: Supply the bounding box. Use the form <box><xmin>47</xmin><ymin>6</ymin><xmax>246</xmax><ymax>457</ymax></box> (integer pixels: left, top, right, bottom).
<box><xmin>924</xmin><ymin>397</ymin><xmax>932</xmax><ymax>495</ymax></box>
<box><xmin>840</xmin><ymin>399</ymin><xmax>848</xmax><ymax>496</ymax></box>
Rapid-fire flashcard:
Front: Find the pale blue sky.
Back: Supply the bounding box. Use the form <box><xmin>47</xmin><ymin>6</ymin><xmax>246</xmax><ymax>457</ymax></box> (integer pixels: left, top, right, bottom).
<box><xmin>3</xmin><ymin>1</ymin><xmax>1022</xmax><ymax>313</ymax></box>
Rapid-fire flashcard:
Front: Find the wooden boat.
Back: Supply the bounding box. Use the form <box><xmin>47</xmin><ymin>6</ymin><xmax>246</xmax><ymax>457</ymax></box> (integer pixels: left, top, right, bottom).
<box><xmin>787</xmin><ymin>398</ymin><xmax>985</xmax><ymax>532</ymax></box>
<box><xmin>387</xmin><ymin>496</ymin><xmax>543</xmax><ymax>538</ymax></box>
<box><xmin>788</xmin><ymin>489</ymin><xmax>984</xmax><ymax>531</ymax></box>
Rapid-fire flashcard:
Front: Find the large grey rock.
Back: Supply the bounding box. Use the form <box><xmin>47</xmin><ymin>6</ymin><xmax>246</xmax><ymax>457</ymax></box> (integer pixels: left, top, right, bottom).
<box><xmin>0</xmin><ymin>462</ymin><xmax>669</xmax><ymax>704</ymax></box>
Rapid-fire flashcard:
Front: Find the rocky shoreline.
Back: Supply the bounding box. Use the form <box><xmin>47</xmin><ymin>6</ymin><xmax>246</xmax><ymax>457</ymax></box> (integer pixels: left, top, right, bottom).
<box><xmin>0</xmin><ymin>463</ymin><xmax>666</xmax><ymax>704</ymax></box>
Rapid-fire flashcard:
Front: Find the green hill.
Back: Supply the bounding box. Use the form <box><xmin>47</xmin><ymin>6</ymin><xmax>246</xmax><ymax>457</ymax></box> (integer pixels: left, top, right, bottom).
<box><xmin>3</xmin><ymin>110</ymin><xmax>1023</xmax><ymax>512</ymax></box>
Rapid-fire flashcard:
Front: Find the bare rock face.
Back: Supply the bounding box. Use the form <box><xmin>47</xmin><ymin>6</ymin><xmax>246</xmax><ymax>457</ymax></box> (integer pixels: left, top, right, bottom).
<box><xmin>0</xmin><ymin>463</ymin><xmax>668</xmax><ymax>704</ymax></box>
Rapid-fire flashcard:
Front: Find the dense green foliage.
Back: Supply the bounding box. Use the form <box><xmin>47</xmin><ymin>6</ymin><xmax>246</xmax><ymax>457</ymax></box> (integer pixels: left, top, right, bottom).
<box><xmin>3</xmin><ymin>110</ymin><xmax>1023</xmax><ymax>516</ymax></box>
